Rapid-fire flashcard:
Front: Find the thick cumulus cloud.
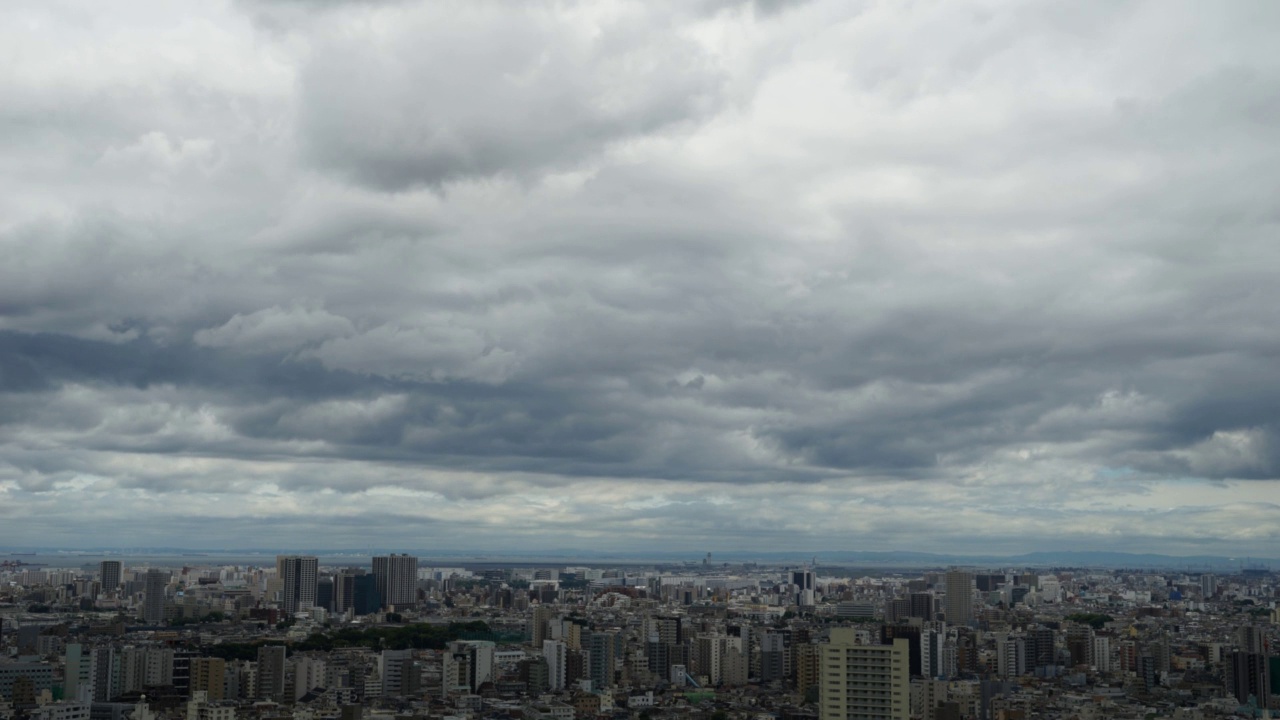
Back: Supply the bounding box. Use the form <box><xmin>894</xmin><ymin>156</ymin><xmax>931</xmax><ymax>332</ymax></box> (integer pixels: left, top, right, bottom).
<box><xmin>295</xmin><ymin>2</ymin><xmax>724</xmax><ymax>189</ymax></box>
<box><xmin>2</xmin><ymin>0</ymin><xmax>1279</xmax><ymax>554</ymax></box>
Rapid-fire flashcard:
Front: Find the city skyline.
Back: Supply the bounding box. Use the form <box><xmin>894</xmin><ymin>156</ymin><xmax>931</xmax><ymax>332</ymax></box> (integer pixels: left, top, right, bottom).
<box><xmin>2</xmin><ymin>1</ymin><xmax>1279</xmax><ymax>555</ymax></box>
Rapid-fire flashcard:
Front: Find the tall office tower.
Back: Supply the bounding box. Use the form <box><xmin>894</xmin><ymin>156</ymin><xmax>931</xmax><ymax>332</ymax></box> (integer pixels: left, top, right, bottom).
<box><xmin>99</xmin><ymin>562</ymin><xmax>122</xmax><ymax>595</ymax></box>
<box><xmin>543</xmin><ymin>640</ymin><xmax>568</xmax><ymax>691</ymax></box>
<box><xmin>143</xmin><ymin>569</ymin><xmax>168</xmax><ymax>625</ymax></box>
<box><xmin>792</xmin><ymin>569</ymin><xmax>816</xmax><ymax>606</ymax></box>
<box><xmin>1227</xmin><ymin>651</ymin><xmax>1272</xmax><ymax>707</ymax></box>
<box><xmin>588</xmin><ymin>632</ymin><xmax>617</xmax><ymax>690</ymax></box>
<box><xmin>256</xmin><ymin>645</ymin><xmax>287</xmax><ymax>701</ymax></box>
<box><xmin>943</xmin><ymin>570</ymin><xmax>974</xmax><ymax>626</ymax></box>
<box><xmin>190</xmin><ymin>658</ymin><xmax>227</xmax><ymax>701</ymax></box>
<box><xmin>819</xmin><ymin>628</ymin><xmax>909</xmax><ymax>720</ymax></box>
<box><xmin>372</xmin><ymin>554</ymin><xmax>418</xmax><ymax>609</ymax></box>
<box><xmin>278</xmin><ymin>556</ymin><xmax>318</xmax><ymax>614</ymax></box>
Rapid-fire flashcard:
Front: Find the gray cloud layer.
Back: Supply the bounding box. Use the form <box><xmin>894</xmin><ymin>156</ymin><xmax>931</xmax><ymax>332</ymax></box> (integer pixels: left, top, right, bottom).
<box><xmin>1</xmin><ymin>0</ymin><xmax>1278</xmax><ymax>554</ymax></box>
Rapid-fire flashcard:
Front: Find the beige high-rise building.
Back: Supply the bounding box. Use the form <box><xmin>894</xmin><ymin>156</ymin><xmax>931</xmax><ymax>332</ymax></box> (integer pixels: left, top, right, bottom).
<box><xmin>190</xmin><ymin>657</ymin><xmax>226</xmax><ymax>701</ymax></box>
<box><xmin>530</xmin><ymin>605</ymin><xmax>556</xmax><ymax>647</ymax></box>
<box><xmin>944</xmin><ymin>570</ymin><xmax>974</xmax><ymax>626</ymax></box>
<box><xmin>820</xmin><ymin>628</ymin><xmax>909</xmax><ymax>720</ymax></box>
<box><xmin>796</xmin><ymin>642</ymin><xmax>822</xmax><ymax>698</ymax></box>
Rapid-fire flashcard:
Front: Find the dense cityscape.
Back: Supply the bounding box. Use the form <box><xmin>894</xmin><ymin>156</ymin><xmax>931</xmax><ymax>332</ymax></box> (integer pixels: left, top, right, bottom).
<box><xmin>4</xmin><ymin>4</ymin><xmax>1280</xmax><ymax>720</ymax></box>
<box><xmin>1</xmin><ymin>554</ymin><xmax>1277</xmax><ymax>720</ymax></box>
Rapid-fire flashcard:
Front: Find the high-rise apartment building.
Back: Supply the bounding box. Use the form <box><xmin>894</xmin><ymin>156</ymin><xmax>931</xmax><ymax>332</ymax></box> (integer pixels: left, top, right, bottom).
<box><xmin>944</xmin><ymin>570</ymin><xmax>974</xmax><ymax>626</ymax></box>
<box><xmin>143</xmin><ymin>569</ymin><xmax>168</xmax><ymax>625</ymax></box>
<box><xmin>1228</xmin><ymin>651</ymin><xmax>1271</xmax><ymax>707</ymax></box>
<box><xmin>1026</xmin><ymin>626</ymin><xmax>1056</xmax><ymax>671</ymax></box>
<box><xmin>277</xmin><ymin>556</ymin><xmax>318</xmax><ymax>614</ymax></box>
<box><xmin>997</xmin><ymin>635</ymin><xmax>1026</xmax><ymax>677</ymax></box>
<box><xmin>99</xmin><ymin>562</ymin><xmax>122</xmax><ymax>595</ymax></box>
<box><xmin>531</xmin><ymin>605</ymin><xmax>556</xmax><ymax>647</ymax></box>
<box><xmin>761</xmin><ymin>629</ymin><xmax>791</xmax><ymax>683</ymax></box>
<box><xmin>372</xmin><ymin>554</ymin><xmax>418</xmax><ymax>609</ymax></box>
<box><xmin>692</xmin><ymin>634</ymin><xmax>722</xmax><ymax>686</ymax></box>
<box><xmin>543</xmin><ymin>640</ymin><xmax>568</xmax><ymax>691</ymax></box>
<box><xmin>588</xmin><ymin>632</ymin><xmax>617</xmax><ymax>690</ymax></box>
<box><xmin>255</xmin><ymin>645</ymin><xmax>286</xmax><ymax>701</ymax></box>
<box><xmin>190</xmin><ymin>658</ymin><xmax>226</xmax><ymax>702</ymax></box>
<box><xmin>819</xmin><ymin>628</ymin><xmax>909</xmax><ymax>720</ymax></box>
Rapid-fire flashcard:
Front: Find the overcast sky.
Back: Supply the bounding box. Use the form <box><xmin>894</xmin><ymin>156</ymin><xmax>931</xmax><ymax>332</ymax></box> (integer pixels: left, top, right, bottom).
<box><xmin>2</xmin><ymin>0</ymin><xmax>1278</xmax><ymax>556</ymax></box>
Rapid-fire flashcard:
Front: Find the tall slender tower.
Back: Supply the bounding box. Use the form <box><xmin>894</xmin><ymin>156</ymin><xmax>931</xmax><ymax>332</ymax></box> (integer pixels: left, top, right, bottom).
<box><xmin>143</xmin><ymin>569</ymin><xmax>168</xmax><ymax>625</ymax></box>
<box><xmin>372</xmin><ymin>554</ymin><xmax>418</xmax><ymax>609</ymax></box>
<box><xmin>944</xmin><ymin>570</ymin><xmax>974</xmax><ymax>626</ymax></box>
<box><xmin>278</xmin><ymin>556</ymin><xmax>318</xmax><ymax>614</ymax></box>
